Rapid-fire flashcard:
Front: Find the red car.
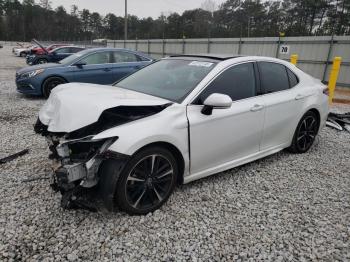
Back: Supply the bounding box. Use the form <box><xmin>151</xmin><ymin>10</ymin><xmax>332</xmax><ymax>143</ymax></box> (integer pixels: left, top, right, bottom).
<box><xmin>31</xmin><ymin>44</ymin><xmax>67</xmax><ymax>55</ymax></box>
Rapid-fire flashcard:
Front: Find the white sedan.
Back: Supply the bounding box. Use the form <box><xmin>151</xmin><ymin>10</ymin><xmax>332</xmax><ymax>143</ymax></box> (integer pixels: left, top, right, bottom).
<box><xmin>35</xmin><ymin>55</ymin><xmax>329</xmax><ymax>215</ymax></box>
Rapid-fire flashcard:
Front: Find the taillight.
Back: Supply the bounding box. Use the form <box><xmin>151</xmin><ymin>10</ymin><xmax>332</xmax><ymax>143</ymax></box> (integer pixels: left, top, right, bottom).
<box><xmin>323</xmin><ymin>87</ymin><xmax>329</xmax><ymax>96</ymax></box>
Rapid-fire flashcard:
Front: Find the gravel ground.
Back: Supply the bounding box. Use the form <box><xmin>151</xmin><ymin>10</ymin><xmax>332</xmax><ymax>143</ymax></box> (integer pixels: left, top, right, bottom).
<box><xmin>0</xmin><ymin>45</ymin><xmax>349</xmax><ymax>261</ymax></box>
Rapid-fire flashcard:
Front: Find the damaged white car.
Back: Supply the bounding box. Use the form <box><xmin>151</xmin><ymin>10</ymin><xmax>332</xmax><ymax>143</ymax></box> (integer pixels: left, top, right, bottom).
<box><xmin>35</xmin><ymin>55</ymin><xmax>329</xmax><ymax>215</ymax></box>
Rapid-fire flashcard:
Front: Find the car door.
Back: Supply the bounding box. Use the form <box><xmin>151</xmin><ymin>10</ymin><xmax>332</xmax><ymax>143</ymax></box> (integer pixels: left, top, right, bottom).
<box><xmin>110</xmin><ymin>51</ymin><xmax>149</xmax><ymax>83</ymax></box>
<box><xmin>67</xmin><ymin>51</ymin><xmax>113</xmax><ymax>85</ymax></box>
<box><xmin>187</xmin><ymin>62</ymin><xmax>266</xmax><ymax>175</ymax></box>
<box><xmin>257</xmin><ymin>61</ymin><xmax>304</xmax><ymax>150</ymax></box>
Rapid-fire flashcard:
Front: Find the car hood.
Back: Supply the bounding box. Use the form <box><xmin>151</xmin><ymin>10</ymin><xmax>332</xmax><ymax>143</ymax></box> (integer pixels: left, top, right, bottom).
<box><xmin>39</xmin><ymin>83</ymin><xmax>171</xmax><ymax>133</ymax></box>
<box><xmin>16</xmin><ymin>63</ymin><xmax>62</xmax><ymax>74</ymax></box>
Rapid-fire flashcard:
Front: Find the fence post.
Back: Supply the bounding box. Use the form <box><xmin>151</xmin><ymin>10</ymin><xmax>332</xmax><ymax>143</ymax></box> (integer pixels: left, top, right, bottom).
<box><xmin>275</xmin><ymin>35</ymin><xmax>281</xmax><ymax>58</ymax></box>
<box><xmin>238</xmin><ymin>37</ymin><xmax>242</xmax><ymax>55</ymax></box>
<box><xmin>147</xmin><ymin>39</ymin><xmax>150</xmax><ymax>55</ymax></box>
<box><xmin>182</xmin><ymin>37</ymin><xmax>185</xmax><ymax>54</ymax></box>
<box><xmin>328</xmin><ymin>57</ymin><xmax>342</xmax><ymax>104</ymax></box>
<box><xmin>124</xmin><ymin>40</ymin><xmax>126</xmax><ymax>48</ymax></box>
<box><xmin>322</xmin><ymin>34</ymin><xmax>335</xmax><ymax>83</ymax></box>
<box><xmin>113</xmin><ymin>41</ymin><xmax>116</xmax><ymax>48</ymax></box>
<box><xmin>207</xmin><ymin>38</ymin><xmax>210</xmax><ymax>53</ymax></box>
<box><xmin>135</xmin><ymin>39</ymin><xmax>138</xmax><ymax>51</ymax></box>
<box><xmin>290</xmin><ymin>54</ymin><xmax>298</xmax><ymax>65</ymax></box>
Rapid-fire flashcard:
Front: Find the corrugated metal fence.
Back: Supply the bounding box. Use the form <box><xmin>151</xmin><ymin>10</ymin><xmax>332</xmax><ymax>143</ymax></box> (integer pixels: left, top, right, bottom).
<box><xmin>107</xmin><ymin>36</ymin><xmax>350</xmax><ymax>88</ymax></box>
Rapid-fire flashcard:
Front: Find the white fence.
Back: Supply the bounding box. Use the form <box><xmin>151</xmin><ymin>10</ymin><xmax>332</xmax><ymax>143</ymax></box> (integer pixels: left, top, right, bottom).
<box><xmin>107</xmin><ymin>36</ymin><xmax>350</xmax><ymax>87</ymax></box>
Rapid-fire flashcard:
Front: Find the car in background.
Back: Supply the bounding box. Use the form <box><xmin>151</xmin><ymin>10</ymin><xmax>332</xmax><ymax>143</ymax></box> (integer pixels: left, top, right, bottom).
<box><xmin>26</xmin><ymin>46</ymin><xmax>85</xmax><ymax>65</ymax></box>
<box><xmin>30</xmin><ymin>44</ymin><xmax>67</xmax><ymax>55</ymax></box>
<box><xmin>14</xmin><ymin>45</ymin><xmax>37</xmax><ymax>57</ymax></box>
<box><xmin>12</xmin><ymin>42</ymin><xmax>27</xmax><ymax>53</ymax></box>
<box><xmin>16</xmin><ymin>48</ymin><xmax>153</xmax><ymax>98</ymax></box>
<box><xmin>34</xmin><ymin>55</ymin><xmax>329</xmax><ymax>214</ymax></box>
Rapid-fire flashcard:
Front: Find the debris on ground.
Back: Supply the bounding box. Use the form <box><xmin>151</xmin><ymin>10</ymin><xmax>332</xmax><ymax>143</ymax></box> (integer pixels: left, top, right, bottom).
<box><xmin>0</xmin><ymin>149</ymin><xmax>29</xmax><ymax>164</ymax></box>
<box><xmin>326</xmin><ymin>112</ymin><xmax>350</xmax><ymax>132</ymax></box>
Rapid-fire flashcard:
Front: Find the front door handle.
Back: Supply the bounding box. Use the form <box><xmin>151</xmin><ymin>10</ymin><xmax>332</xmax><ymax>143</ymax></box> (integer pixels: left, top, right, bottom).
<box><xmin>103</xmin><ymin>68</ymin><xmax>112</xmax><ymax>72</ymax></box>
<box><xmin>250</xmin><ymin>104</ymin><xmax>264</xmax><ymax>112</ymax></box>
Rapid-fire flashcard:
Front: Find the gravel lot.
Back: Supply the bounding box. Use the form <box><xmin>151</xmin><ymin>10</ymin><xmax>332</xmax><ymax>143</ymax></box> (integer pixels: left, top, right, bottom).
<box><xmin>0</xmin><ymin>45</ymin><xmax>349</xmax><ymax>261</ymax></box>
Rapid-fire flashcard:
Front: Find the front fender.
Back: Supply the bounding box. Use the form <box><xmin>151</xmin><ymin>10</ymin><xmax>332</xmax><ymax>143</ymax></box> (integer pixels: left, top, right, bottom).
<box><xmin>92</xmin><ymin>104</ymin><xmax>190</xmax><ymax>174</ymax></box>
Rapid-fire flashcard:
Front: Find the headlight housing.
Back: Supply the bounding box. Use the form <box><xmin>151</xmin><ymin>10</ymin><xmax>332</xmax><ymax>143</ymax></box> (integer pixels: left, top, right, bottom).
<box><xmin>21</xmin><ymin>69</ymin><xmax>45</xmax><ymax>79</ymax></box>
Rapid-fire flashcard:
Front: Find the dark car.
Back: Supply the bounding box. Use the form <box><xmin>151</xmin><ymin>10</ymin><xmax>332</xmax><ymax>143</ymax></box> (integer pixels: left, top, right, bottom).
<box><xmin>26</xmin><ymin>46</ymin><xmax>85</xmax><ymax>65</ymax></box>
<box><xmin>16</xmin><ymin>48</ymin><xmax>154</xmax><ymax>98</ymax></box>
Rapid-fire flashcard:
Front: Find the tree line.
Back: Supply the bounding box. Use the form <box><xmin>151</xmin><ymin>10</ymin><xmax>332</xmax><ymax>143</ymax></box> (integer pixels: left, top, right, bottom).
<box><xmin>0</xmin><ymin>0</ymin><xmax>349</xmax><ymax>42</ymax></box>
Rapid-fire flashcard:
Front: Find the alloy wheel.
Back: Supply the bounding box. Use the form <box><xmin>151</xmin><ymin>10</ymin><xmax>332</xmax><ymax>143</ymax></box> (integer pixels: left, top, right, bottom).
<box><xmin>125</xmin><ymin>154</ymin><xmax>174</xmax><ymax>211</ymax></box>
<box><xmin>296</xmin><ymin>115</ymin><xmax>318</xmax><ymax>151</ymax></box>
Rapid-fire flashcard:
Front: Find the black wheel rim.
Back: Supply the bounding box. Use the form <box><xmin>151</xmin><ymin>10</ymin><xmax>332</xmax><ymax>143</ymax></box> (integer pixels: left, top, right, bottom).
<box><xmin>125</xmin><ymin>154</ymin><xmax>174</xmax><ymax>210</ymax></box>
<box><xmin>297</xmin><ymin>115</ymin><xmax>318</xmax><ymax>151</ymax></box>
<box><xmin>46</xmin><ymin>80</ymin><xmax>62</xmax><ymax>96</ymax></box>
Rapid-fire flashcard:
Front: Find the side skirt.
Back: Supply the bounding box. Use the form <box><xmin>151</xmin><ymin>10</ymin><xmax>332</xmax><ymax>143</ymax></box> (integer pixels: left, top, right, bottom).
<box><xmin>183</xmin><ymin>143</ymin><xmax>289</xmax><ymax>184</ymax></box>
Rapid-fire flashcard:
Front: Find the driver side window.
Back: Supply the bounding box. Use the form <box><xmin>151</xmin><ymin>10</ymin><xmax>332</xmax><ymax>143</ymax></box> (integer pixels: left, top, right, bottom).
<box><xmin>80</xmin><ymin>52</ymin><xmax>111</xmax><ymax>65</ymax></box>
<box><xmin>195</xmin><ymin>62</ymin><xmax>256</xmax><ymax>104</ymax></box>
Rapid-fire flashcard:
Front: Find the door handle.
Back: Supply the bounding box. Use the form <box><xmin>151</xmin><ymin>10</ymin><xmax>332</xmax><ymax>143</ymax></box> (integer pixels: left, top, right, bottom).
<box><xmin>250</xmin><ymin>104</ymin><xmax>264</xmax><ymax>112</ymax></box>
<box><xmin>295</xmin><ymin>94</ymin><xmax>305</xmax><ymax>100</ymax></box>
<box><xmin>103</xmin><ymin>68</ymin><xmax>112</xmax><ymax>72</ymax></box>
<box><xmin>133</xmin><ymin>65</ymin><xmax>141</xmax><ymax>69</ymax></box>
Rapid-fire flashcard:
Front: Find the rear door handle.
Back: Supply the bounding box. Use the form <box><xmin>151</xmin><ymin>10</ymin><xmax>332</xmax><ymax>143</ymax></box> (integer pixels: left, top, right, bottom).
<box><xmin>295</xmin><ymin>94</ymin><xmax>305</xmax><ymax>100</ymax></box>
<box><xmin>250</xmin><ymin>104</ymin><xmax>264</xmax><ymax>112</ymax></box>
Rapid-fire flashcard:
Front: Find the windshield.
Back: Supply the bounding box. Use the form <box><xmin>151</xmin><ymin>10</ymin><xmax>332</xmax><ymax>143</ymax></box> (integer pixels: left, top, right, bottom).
<box><xmin>59</xmin><ymin>49</ymin><xmax>90</xmax><ymax>65</ymax></box>
<box><xmin>114</xmin><ymin>59</ymin><xmax>216</xmax><ymax>102</ymax></box>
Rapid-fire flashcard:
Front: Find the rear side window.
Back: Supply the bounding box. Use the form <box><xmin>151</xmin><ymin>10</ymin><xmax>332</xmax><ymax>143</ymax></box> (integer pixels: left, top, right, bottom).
<box><xmin>55</xmin><ymin>47</ymin><xmax>70</xmax><ymax>54</ymax></box>
<box><xmin>196</xmin><ymin>62</ymin><xmax>256</xmax><ymax>103</ymax></box>
<box><xmin>287</xmin><ymin>68</ymin><xmax>299</xmax><ymax>87</ymax></box>
<box><xmin>258</xmin><ymin>62</ymin><xmax>289</xmax><ymax>93</ymax></box>
<box><xmin>113</xmin><ymin>52</ymin><xmax>139</xmax><ymax>63</ymax></box>
<box><xmin>70</xmin><ymin>47</ymin><xmax>83</xmax><ymax>53</ymax></box>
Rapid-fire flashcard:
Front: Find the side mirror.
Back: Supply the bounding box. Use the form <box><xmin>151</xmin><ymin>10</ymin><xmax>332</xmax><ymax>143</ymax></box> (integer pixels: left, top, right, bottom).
<box><xmin>74</xmin><ymin>62</ymin><xmax>86</xmax><ymax>68</ymax></box>
<box><xmin>201</xmin><ymin>93</ymin><xmax>232</xmax><ymax>115</ymax></box>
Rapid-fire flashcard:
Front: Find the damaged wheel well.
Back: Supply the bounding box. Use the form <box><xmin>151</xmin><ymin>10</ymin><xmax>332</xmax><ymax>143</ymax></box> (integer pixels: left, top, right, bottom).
<box><xmin>135</xmin><ymin>142</ymin><xmax>185</xmax><ymax>185</ymax></box>
<box><xmin>308</xmin><ymin>108</ymin><xmax>321</xmax><ymax>126</ymax></box>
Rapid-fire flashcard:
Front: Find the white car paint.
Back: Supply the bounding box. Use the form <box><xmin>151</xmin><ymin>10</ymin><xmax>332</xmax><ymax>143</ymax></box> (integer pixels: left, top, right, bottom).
<box><xmin>40</xmin><ymin>83</ymin><xmax>171</xmax><ymax>133</ymax></box>
<box><xmin>14</xmin><ymin>48</ymin><xmax>29</xmax><ymax>57</ymax></box>
<box><xmin>39</xmin><ymin>56</ymin><xmax>329</xmax><ymax>184</ymax></box>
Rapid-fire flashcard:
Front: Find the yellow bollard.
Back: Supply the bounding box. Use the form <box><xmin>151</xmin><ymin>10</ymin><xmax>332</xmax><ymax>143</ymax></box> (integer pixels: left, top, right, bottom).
<box><xmin>328</xmin><ymin>57</ymin><xmax>342</xmax><ymax>104</ymax></box>
<box><xmin>290</xmin><ymin>54</ymin><xmax>298</xmax><ymax>65</ymax></box>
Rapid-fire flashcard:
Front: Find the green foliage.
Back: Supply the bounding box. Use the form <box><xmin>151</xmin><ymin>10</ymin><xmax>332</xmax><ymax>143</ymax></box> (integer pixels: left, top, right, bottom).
<box><xmin>0</xmin><ymin>0</ymin><xmax>349</xmax><ymax>41</ymax></box>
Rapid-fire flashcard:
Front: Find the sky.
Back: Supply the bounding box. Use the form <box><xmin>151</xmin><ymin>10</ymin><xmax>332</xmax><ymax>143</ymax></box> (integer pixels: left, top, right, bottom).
<box><xmin>49</xmin><ymin>0</ymin><xmax>227</xmax><ymax>18</ymax></box>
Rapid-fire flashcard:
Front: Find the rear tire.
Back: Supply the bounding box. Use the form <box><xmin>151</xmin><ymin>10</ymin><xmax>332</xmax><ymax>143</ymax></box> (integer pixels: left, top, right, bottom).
<box><xmin>288</xmin><ymin>111</ymin><xmax>320</xmax><ymax>153</ymax></box>
<box><xmin>100</xmin><ymin>146</ymin><xmax>178</xmax><ymax>215</ymax></box>
<box><xmin>42</xmin><ymin>77</ymin><xmax>66</xmax><ymax>98</ymax></box>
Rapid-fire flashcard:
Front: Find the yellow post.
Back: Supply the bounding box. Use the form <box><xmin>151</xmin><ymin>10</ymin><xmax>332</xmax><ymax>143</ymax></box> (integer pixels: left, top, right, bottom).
<box><xmin>290</xmin><ymin>54</ymin><xmax>298</xmax><ymax>65</ymax></box>
<box><xmin>328</xmin><ymin>57</ymin><xmax>342</xmax><ymax>104</ymax></box>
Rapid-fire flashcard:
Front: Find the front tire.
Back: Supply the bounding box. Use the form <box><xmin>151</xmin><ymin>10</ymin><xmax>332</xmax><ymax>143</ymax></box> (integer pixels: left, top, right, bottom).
<box><xmin>101</xmin><ymin>146</ymin><xmax>178</xmax><ymax>215</ymax></box>
<box><xmin>42</xmin><ymin>77</ymin><xmax>66</xmax><ymax>98</ymax></box>
<box><xmin>37</xmin><ymin>58</ymin><xmax>48</xmax><ymax>64</ymax></box>
<box><xmin>288</xmin><ymin>111</ymin><xmax>320</xmax><ymax>153</ymax></box>
<box><xmin>20</xmin><ymin>52</ymin><xmax>27</xmax><ymax>57</ymax></box>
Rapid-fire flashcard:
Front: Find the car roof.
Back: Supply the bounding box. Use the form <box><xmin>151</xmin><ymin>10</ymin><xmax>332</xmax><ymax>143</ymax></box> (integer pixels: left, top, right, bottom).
<box><xmin>84</xmin><ymin>47</ymin><xmax>153</xmax><ymax>59</ymax></box>
<box><xmin>168</xmin><ymin>54</ymin><xmax>243</xmax><ymax>61</ymax></box>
